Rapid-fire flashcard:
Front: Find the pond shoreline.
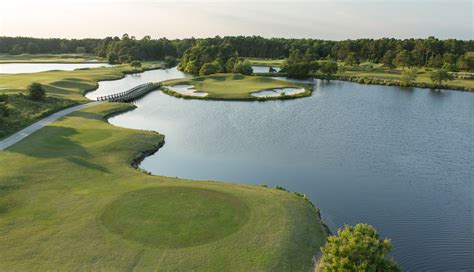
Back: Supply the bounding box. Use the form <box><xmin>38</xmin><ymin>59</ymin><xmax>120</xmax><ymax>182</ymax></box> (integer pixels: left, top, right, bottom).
<box><xmin>256</xmin><ymin>72</ymin><xmax>473</xmax><ymax>92</ymax></box>
<box><xmin>92</xmin><ymin>68</ymin><xmax>332</xmax><ymax>259</ymax></box>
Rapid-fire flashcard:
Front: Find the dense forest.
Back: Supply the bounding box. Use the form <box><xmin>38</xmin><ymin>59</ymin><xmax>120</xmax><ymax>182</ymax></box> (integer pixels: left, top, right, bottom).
<box><xmin>1</xmin><ymin>35</ymin><xmax>473</xmax><ymax>71</ymax></box>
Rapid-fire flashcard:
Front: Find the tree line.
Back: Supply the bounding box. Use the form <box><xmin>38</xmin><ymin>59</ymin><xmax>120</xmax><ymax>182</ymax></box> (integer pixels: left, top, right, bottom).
<box><xmin>1</xmin><ymin>35</ymin><xmax>472</xmax><ymax>71</ymax></box>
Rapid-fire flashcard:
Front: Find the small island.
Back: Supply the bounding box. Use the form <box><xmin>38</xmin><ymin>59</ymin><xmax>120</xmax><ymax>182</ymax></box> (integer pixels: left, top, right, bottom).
<box><xmin>162</xmin><ymin>74</ymin><xmax>311</xmax><ymax>100</ymax></box>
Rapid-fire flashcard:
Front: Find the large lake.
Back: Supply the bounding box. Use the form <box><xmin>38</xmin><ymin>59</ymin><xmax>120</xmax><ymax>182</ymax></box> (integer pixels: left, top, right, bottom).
<box><xmin>0</xmin><ymin>63</ymin><xmax>111</xmax><ymax>74</ymax></box>
<box><xmin>90</xmin><ymin>68</ymin><xmax>474</xmax><ymax>271</ymax></box>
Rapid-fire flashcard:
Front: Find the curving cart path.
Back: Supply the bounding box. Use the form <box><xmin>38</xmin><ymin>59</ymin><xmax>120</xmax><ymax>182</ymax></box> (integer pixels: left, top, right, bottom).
<box><xmin>0</xmin><ymin>101</ymin><xmax>103</xmax><ymax>150</ymax></box>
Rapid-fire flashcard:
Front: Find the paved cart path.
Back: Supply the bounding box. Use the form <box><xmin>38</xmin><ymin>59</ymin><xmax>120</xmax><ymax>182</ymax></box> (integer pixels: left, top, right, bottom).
<box><xmin>0</xmin><ymin>102</ymin><xmax>103</xmax><ymax>150</ymax></box>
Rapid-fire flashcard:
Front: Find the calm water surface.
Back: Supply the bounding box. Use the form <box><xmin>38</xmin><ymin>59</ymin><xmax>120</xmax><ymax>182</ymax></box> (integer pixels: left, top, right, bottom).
<box><xmin>0</xmin><ymin>63</ymin><xmax>111</xmax><ymax>74</ymax></box>
<box><xmin>252</xmin><ymin>65</ymin><xmax>281</xmax><ymax>73</ymax></box>
<box><xmin>91</xmin><ymin>68</ymin><xmax>474</xmax><ymax>271</ymax></box>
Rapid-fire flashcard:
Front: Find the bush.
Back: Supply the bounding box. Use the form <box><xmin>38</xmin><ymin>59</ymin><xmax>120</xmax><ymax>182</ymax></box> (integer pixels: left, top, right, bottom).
<box><xmin>119</xmin><ymin>55</ymin><xmax>131</xmax><ymax>64</ymax></box>
<box><xmin>319</xmin><ymin>61</ymin><xmax>338</xmax><ymax>77</ymax></box>
<box><xmin>430</xmin><ymin>69</ymin><xmax>454</xmax><ymax>85</ymax></box>
<box><xmin>0</xmin><ymin>102</ymin><xmax>8</xmax><ymax>117</ymax></box>
<box><xmin>199</xmin><ymin>62</ymin><xmax>222</xmax><ymax>75</ymax></box>
<box><xmin>233</xmin><ymin>60</ymin><xmax>253</xmax><ymax>75</ymax></box>
<box><xmin>27</xmin><ymin>82</ymin><xmax>45</xmax><ymax>101</ymax></box>
<box><xmin>164</xmin><ymin>56</ymin><xmax>177</xmax><ymax>68</ymax></box>
<box><xmin>130</xmin><ymin>60</ymin><xmax>142</xmax><ymax>69</ymax></box>
<box><xmin>0</xmin><ymin>94</ymin><xmax>8</xmax><ymax>103</ymax></box>
<box><xmin>318</xmin><ymin>224</ymin><xmax>399</xmax><ymax>272</ymax></box>
<box><xmin>107</xmin><ymin>51</ymin><xmax>118</xmax><ymax>64</ymax></box>
<box><xmin>400</xmin><ymin>68</ymin><xmax>418</xmax><ymax>87</ymax></box>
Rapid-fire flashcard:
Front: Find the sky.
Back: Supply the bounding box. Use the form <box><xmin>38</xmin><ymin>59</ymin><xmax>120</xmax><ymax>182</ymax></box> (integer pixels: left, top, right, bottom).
<box><xmin>0</xmin><ymin>0</ymin><xmax>472</xmax><ymax>40</ymax></box>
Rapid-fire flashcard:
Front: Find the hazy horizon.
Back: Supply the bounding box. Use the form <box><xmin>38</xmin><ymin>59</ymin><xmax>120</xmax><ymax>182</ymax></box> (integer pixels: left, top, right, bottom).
<box><xmin>1</xmin><ymin>0</ymin><xmax>472</xmax><ymax>40</ymax></box>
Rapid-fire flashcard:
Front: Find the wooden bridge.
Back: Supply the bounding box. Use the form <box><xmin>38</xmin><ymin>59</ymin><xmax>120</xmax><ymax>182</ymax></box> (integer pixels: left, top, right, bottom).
<box><xmin>96</xmin><ymin>82</ymin><xmax>161</xmax><ymax>102</ymax></box>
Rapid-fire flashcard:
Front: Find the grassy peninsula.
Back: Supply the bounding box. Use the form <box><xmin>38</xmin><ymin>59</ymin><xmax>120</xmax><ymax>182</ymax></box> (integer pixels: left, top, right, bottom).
<box><xmin>0</xmin><ymin>62</ymin><xmax>162</xmax><ymax>138</ymax></box>
<box><xmin>0</xmin><ymin>53</ymin><xmax>103</xmax><ymax>63</ymax></box>
<box><xmin>0</xmin><ymin>102</ymin><xmax>328</xmax><ymax>270</ymax></box>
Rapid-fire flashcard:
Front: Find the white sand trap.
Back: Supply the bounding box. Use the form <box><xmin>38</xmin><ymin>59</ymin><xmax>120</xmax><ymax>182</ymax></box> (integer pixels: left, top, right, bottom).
<box><xmin>251</xmin><ymin>87</ymin><xmax>305</xmax><ymax>97</ymax></box>
<box><xmin>166</xmin><ymin>85</ymin><xmax>208</xmax><ymax>97</ymax></box>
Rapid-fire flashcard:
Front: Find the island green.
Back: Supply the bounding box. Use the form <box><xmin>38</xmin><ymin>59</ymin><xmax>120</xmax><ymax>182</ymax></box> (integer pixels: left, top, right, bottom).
<box><xmin>163</xmin><ymin>74</ymin><xmax>310</xmax><ymax>100</ymax></box>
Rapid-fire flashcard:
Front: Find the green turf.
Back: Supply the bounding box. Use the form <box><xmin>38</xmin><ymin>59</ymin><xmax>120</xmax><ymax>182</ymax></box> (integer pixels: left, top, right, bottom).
<box><xmin>0</xmin><ymin>53</ymin><xmax>104</xmax><ymax>63</ymax></box>
<box><xmin>0</xmin><ymin>103</ymin><xmax>328</xmax><ymax>271</ymax></box>
<box><xmin>338</xmin><ymin>68</ymin><xmax>474</xmax><ymax>91</ymax></box>
<box><xmin>163</xmin><ymin>74</ymin><xmax>309</xmax><ymax>100</ymax></box>
<box><xmin>0</xmin><ymin>95</ymin><xmax>78</xmax><ymax>138</ymax></box>
<box><xmin>101</xmin><ymin>186</ymin><xmax>250</xmax><ymax>248</ymax></box>
<box><xmin>0</xmin><ymin>63</ymin><xmax>160</xmax><ymax>101</ymax></box>
<box><xmin>0</xmin><ymin>62</ymin><xmax>163</xmax><ymax>139</ymax></box>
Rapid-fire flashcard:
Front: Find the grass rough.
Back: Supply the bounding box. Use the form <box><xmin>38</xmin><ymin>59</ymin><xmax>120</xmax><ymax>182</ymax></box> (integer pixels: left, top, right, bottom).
<box><xmin>0</xmin><ymin>102</ymin><xmax>328</xmax><ymax>271</ymax></box>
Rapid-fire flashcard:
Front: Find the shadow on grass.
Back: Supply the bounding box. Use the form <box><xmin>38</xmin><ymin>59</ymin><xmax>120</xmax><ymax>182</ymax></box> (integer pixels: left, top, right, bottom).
<box><xmin>9</xmin><ymin>126</ymin><xmax>110</xmax><ymax>173</ymax></box>
<box><xmin>70</xmin><ymin>111</ymin><xmax>102</xmax><ymax>121</ymax></box>
<box><xmin>67</xmin><ymin>157</ymin><xmax>110</xmax><ymax>173</ymax></box>
<box><xmin>208</xmin><ymin>75</ymin><xmax>227</xmax><ymax>81</ymax></box>
<box><xmin>231</xmin><ymin>74</ymin><xmax>245</xmax><ymax>80</ymax></box>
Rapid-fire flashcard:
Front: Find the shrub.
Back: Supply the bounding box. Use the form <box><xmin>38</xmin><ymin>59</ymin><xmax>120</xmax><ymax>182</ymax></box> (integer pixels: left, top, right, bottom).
<box><xmin>318</xmin><ymin>224</ymin><xmax>399</xmax><ymax>272</ymax></box>
<box><xmin>119</xmin><ymin>55</ymin><xmax>131</xmax><ymax>64</ymax></box>
<box><xmin>400</xmin><ymin>68</ymin><xmax>418</xmax><ymax>87</ymax></box>
<box><xmin>233</xmin><ymin>60</ymin><xmax>253</xmax><ymax>75</ymax></box>
<box><xmin>0</xmin><ymin>102</ymin><xmax>8</xmax><ymax>117</ymax></box>
<box><xmin>130</xmin><ymin>60</ymin><xmax>142</xmax><ymax>69</ymax></box>
<box><xmin>0</xmin><ymin>94</ymin><xmax>8</xmax><ymax>103</ymax></box>
<box><xmin>107</xmin><ymin>51</ymin><xmax>118</xmax><ymax>64</ymax></box>
<box><xmin>164</xmin><ymin>56</ymin><xmax>177</xmax><ymax>68</ymax></box>
<box><xmin>430</xmin><ymin>69</ymin><xmax>454</xmax><ymax>85</ymax></box>
<box><xmin>27</xmin><ymin>82</ymin><xmax>45</xmax><ymax>101</ymax></box>
<box><xmin>199</xmin><ymin>61</ymin><xmax>222</xmax><ymax>76</ymax></box>
<box><xmin>319</xmin><ymin>61</ymin><xmax>338</xmax><ymax>77</ymax></box>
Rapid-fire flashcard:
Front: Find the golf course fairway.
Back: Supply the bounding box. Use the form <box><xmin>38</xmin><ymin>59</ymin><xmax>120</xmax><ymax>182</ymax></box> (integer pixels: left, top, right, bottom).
<box><xmin>0</xmin><ymin>102</ymin><xmax>328</xmax><ymax>271</ymax></box>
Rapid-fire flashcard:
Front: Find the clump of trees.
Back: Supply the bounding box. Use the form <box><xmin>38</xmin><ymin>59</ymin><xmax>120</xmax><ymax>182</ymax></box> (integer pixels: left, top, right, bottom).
<box><xmin>430</xmin><ymin>69</ymin><xmax>454</xmax><ymax>85</ymax></box>
<box><xmin>130</xmin><ymin>60</ymin><xmax>142</xmax><ymax>69</ymax></box>
<box><xmin>281</xmin><ymin>49</ymin><xmax>319</xmax><ymax>78</ymax></box>
<box><xmin>400</xmin><ymin>68</ymin><xmax>418</xmax><ymax>86</ymax></box>
<box><xmin>318</xmin><ymin>224</ymin><xmax>399</xmax><ymax>272</ymax></box>
<box><xmin>1</xmin><ymin>36</ymin><xmax>472</xmax><ymax>72</ymax></box>
<box><xmin>281</xmin><ymin>49</ymin><xmax>338</xmax><ymax>79</ymax></box>
<box><xmin>164</xmin><ymin>56</ymin><xmax>177</xmax><ymax>68</ymax></box>
<box><xmin>0</xmin><ymin>94</ymin><xmax>9</xmax><ymax>125</ymax></box>
<box><xmin>319</xmin><ymin>61</ymin><xmax>338</xmax><ymax>77</ymax></box>
<box><xmin>178</xmin><ymin>41</ymin><xmax>252</xmax><ymax>75</ymax></box>
<box><xmin>27</xmin><ymin>83</ymin><xmax>45</xmax><ymax>101</ymax></box>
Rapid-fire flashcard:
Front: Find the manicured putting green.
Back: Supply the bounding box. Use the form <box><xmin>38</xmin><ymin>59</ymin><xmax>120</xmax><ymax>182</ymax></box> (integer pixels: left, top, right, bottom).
<box><xmin>101</xmin><ymin>186</ymin><xmax>249</xmax><ymax>248</ymax></box>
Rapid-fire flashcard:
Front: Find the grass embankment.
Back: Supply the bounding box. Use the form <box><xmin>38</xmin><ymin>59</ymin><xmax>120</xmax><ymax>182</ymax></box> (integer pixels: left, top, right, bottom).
<box><xmin>337</xmin><ymin>68</ymin><xmax>474</xmax><ymax>91</ymax></box>
<box><xmin>163</xmin><ymin>74</ymin><xmax>311</xmax><ymax>100</ymax></box>
<box><xmin>0</xmin><ymin>53</ymin><xmax>103</xmax><ymax>63</ymax></box>
<box><xmin>245</xmin><ymin>58</ymin><xmax>474</xmax><ymax>91</ymax></box>
<box><xmin>0</xmin><ymin>62</ymin><xmax>162</xmax><ymax>138</ymax></box>
<box><xmin>0</xmin><ymin>102</ymin><xmax>328</xmax><ymax>270</ymax></box>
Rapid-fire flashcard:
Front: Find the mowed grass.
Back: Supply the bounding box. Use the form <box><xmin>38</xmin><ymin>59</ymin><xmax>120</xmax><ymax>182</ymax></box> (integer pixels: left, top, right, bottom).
<box><xmin>164</xmin><ymin>74</ymin><xmax>308</xmax><ymax>99</ymax></box>
<box><xmin>0</xmin><ymin>95</ymin><xmax>78</xmax><ymax>139</ymax></box>
<box><xmin>0</xmin><ymin>65</ymin><xmax>146</xmax><ymax>101</ymax></box>
<box><xmin>101</xmin><ymin>186</ymin><xmax>250</xmax><ymax>248</ymax></box>
<box><xmin>0</xmin><ymin>62</ymin><xmax>163</xmax><ymax>139</ymax></box>
<box><xmin>338</xmin><ymin>69</ymin><xmax>474</xmax><ymax>90</ymax></box>
<box><xmin>0</xmin><ymin>53</ymin><xmax>103</xmax><ymax>63</ymax></box>
<box><xmin>0</xmin><ymin>102</ymin><xmax>328</xmax><ymax>271</ymax></box>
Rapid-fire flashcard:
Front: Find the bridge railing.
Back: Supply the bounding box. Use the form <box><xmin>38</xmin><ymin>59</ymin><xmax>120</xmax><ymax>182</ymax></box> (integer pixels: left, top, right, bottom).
<box><xmin>96</xmin><ymin>82</ymin><xmax>160</xmax><ymax>102</ymax></box>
